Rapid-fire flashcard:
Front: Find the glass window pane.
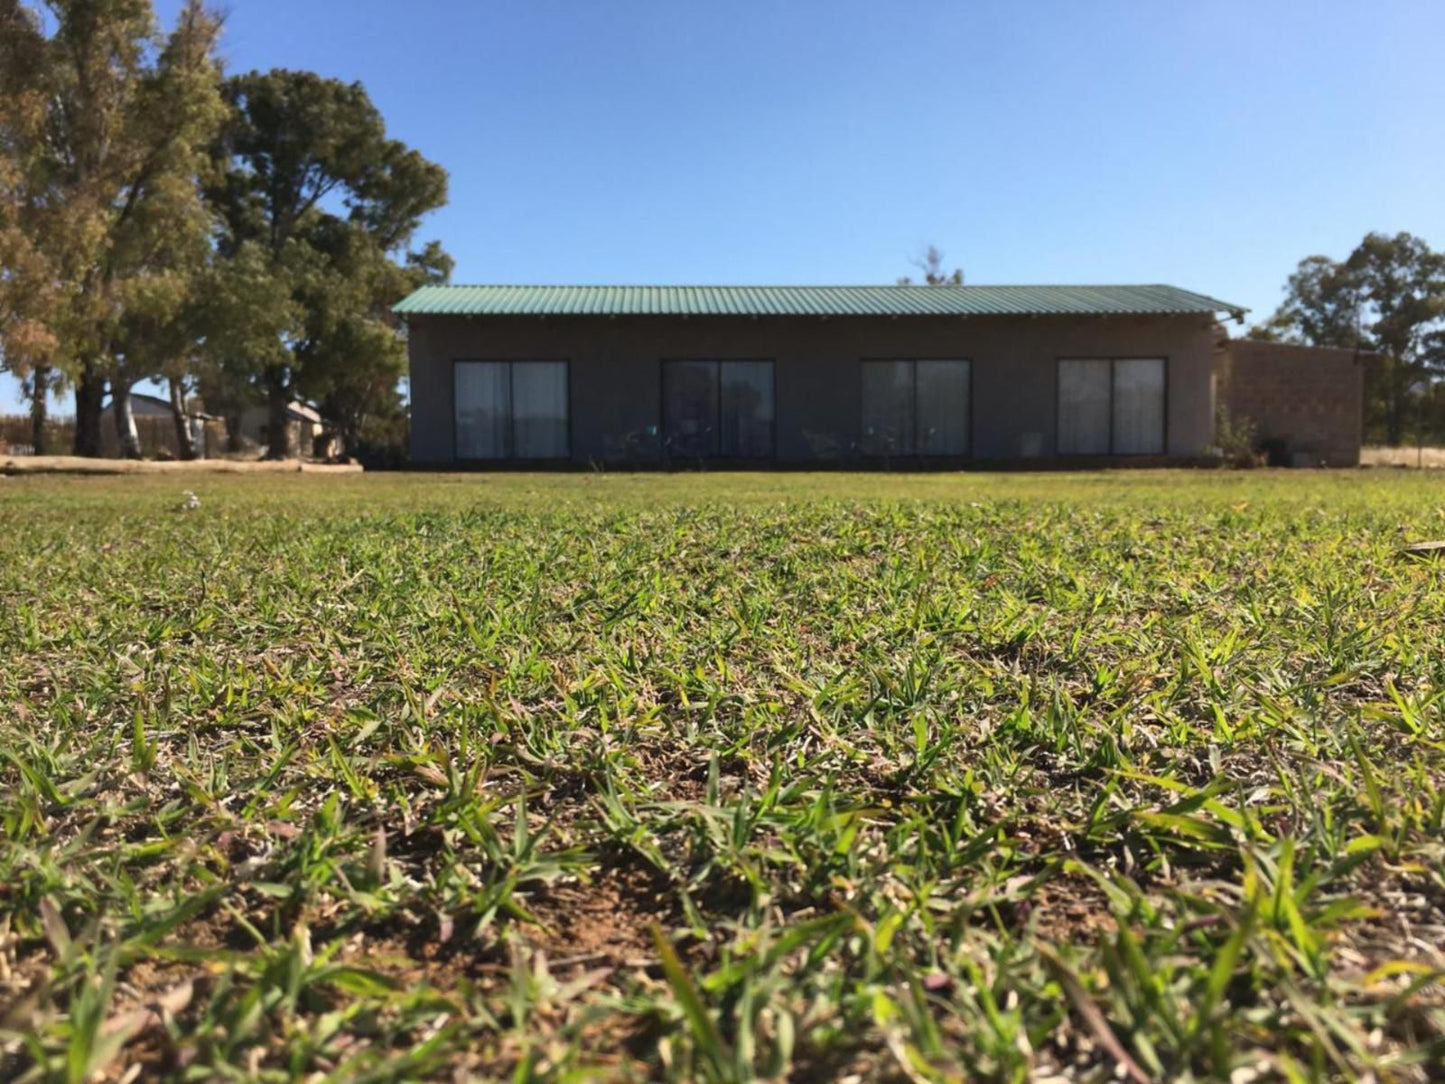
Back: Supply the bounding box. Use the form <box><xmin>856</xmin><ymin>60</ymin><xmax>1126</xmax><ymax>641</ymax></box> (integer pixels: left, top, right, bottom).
<box><xmin>861</xmin><ymin>360</ymin><xmax>914</xmax><ymax>455</ymax></box>
<box><xmin>455</xmin><ymin>362</ymin><xmax>510</xmax><ymax>459</ymax></box>
<box><xmin>663</xmin><ymin>361</ymin><xmax>718</xmax><ymax>457</ymax></box>
<box><xmin>916</xmin><ymin>360</ymin><xmax>970</xmax><ymax>455</ymax></box>
<box><xmin>512</xmin><ymin>361</ymin><xmax>569</xmax><ymax>458</ymax></box>
<box><xmin>1058</xmin><ymin>359</ymin><xmax>1111</xmax><ymax>454</ymax></box>
<box><xmin>1112</xmin><ymin>358</ymin><xmax>1165</xmax><ymax>455</ymax></box>
<box><xmin>720</xmin><ymin>361</ymin><xmax>773</xmax><ymax>457</ymax></box>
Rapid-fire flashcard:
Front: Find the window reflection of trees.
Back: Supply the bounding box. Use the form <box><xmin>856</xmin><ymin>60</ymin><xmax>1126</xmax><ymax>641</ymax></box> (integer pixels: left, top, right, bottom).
<box><xmin>663</xmin><ymin>360</ymin><xmax>774</xmax><ymax>459</ymax></box>
<box><xmin>861</xmin><ymin>360</ymin><xmax>969</xmax><ymax>458</ymax></box>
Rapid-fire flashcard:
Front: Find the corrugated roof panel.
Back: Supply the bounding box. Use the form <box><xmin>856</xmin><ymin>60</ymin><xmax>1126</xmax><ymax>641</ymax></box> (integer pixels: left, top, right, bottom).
<box><xmin>393</xmin><ymin>284</ymin><xmax>1247</xmax><ymax>319</ymax></box>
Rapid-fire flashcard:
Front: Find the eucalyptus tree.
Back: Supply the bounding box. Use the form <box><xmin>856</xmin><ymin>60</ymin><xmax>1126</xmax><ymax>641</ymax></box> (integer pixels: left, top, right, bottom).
<box><xmin>0</xmin><ymin>0</ymin><xmax>62</xmax><ymax>451</ymax></box>
<box><xmin>103</xmin><ymin>0</ymin><xmax>224</xmax><ymax>457</ymax></box>
<box><xmin>207</xmin><ymin>70</ymin><xmax>448</xmax><ymax>458</ymax></box>
<box><xmin>0</xmin><ymin>0</ymin><xmax>225</xmax><ymax>457</ymax></box>
<box><xmin>1256</xmin><ymin>232</ymin><xmax>1445</xmax><ymax>443</ymax></box>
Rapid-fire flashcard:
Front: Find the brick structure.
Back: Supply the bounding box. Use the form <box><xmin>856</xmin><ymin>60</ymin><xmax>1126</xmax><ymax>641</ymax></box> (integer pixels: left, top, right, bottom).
<box><xmin>1215</xmin><ymin>339</ymin><xmax>1364</xmax><ymax>466</ymax></box>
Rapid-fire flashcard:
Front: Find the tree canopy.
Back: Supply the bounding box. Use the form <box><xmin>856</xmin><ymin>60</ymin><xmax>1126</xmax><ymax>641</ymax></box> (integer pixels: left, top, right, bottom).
<box><xmin>898</xmin><ymin>244</ymin><xmax>964</xmax><ymax>286</ymax></box>
<box><xmin>205</xmin><ymin>68</ymin><xmax>449</xmax><ymax>456</ymax></box>
<box><xmin>1</xmin><ymin>6</ymin><xmax>448</xmax><ymax>461</ymax></box>
<box><xmin>0</xmin><ymin>0</ymin><xmax>226</xmax><ymax>455</ymax></box>
<box><xmin>1253</xmin><ymin>232</ymin><xmax>1445</xmax><ymax>444</ymax></box>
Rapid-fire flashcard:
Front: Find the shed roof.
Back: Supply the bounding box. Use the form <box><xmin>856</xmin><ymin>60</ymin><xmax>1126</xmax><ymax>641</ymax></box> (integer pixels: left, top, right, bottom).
<box><xmin>103</xmin><ymin>391</ymin><xmax>218</xmax><ymax>419</ymax></box>
<box><xmin>394</xmin><ymin>283</ymin><xmax>1246</xmax><ymax>320</ymax></box>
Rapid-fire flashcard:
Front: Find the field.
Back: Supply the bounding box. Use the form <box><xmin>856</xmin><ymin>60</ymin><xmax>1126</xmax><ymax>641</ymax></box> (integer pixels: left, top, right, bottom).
<box><xmin>2</xmin><ymin>470</ymin><xmax>1443</xmax><ymax>1083</ymax></box>
<box><xmin>1361</xmin><ymin>447</ymin><xmax>1445</xmax><ymax>470</ymax></box>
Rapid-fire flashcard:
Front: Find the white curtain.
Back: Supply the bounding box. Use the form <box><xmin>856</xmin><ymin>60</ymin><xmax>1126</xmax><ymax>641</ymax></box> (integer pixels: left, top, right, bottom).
<box><xmin>720</xmin><ymin>361</ymin><xmax>774</xmax><ymax>457</ymax></box>
<box><xmin>512</xmin><ymin>361</ymin><xmax>569</xmax><ymax>458</ymax></box>
<box><xmin>1112</xmin><ymin>358</ymin><xmax>1165</xmax><ymax>455</ymax></box>
<box><xmin>1058</xmin><ymin>359</ymin><xmax>1111</xmax><ymax>454</ymax></box>
<box><xmin>455</xmin><ymin>362</ymin><xmax>510</xmax><ymax>459</ymax></box>
<box><xmin>862</xmin><ymin>360</ymin><xmax>914</xmax><ymax>454</ymax></box>
<box><xmin>916</xmin><ymin>360</ymin><xmax>970</xmax><ymax>455</ymax></box>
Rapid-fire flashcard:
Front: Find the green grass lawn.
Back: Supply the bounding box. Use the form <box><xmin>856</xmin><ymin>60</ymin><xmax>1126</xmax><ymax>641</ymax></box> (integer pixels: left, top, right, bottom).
<box><xmin>1</xmin><ymin>470</ymin><xmax>1443</xmax><ymax>1082</ymax></box>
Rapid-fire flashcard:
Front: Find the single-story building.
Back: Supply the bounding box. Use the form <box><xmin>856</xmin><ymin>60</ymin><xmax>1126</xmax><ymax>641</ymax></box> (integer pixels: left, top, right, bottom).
<box><xmin>237</xmin><ymin>400</ymin><xmax>338</xmax><ymax>458</ymax></box>
<box><xmin>397</xmin><ymin>283</ymin><xmax>1258</xmax><ymax>468</ymax></box>
<box><xmin>1213</xmin><ymin>338</ymin><xmax>1365</xmax><ymax>467</ymax></box>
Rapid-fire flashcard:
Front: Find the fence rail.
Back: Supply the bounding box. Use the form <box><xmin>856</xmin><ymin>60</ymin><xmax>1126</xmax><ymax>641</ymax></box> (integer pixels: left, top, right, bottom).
<box><xmin>1</xmin><ymin>414</ymin><xmax>227</xmax><ymax>459</ymax></box>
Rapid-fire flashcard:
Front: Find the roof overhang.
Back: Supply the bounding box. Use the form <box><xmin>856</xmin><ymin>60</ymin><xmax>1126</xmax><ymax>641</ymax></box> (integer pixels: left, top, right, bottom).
<box><xmin>393</xmin><ymin>283</ymin><xmax>1248</xmax><ymax>321</ymax></box>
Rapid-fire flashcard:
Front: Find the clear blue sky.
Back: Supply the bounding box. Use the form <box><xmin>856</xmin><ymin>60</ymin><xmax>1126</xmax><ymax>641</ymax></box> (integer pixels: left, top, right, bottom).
<box><xmin>6</xmin><ymin>0</ymin><xmax>1444</xmax><ymax>414</ymax></box>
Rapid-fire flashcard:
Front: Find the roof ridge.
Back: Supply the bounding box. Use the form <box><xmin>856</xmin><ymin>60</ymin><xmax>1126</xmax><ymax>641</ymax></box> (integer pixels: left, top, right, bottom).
<box><xmin>394</xmin><ymin>283</ymin><xmax>1248</xmax><ymax>317</ymax></box>
<box><xmin>414</xmin><ymin>282</ymin><xmax>1206</xmax><ymax>290</ymax></box>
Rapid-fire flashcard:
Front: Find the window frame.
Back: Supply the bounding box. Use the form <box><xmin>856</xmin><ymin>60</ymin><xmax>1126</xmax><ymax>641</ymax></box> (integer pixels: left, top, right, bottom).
<box><xmin>451</xmin><ymin>358</ymin><xmax>572</xmax><ymax>461</ymax></box>
<box><xmin>1055</xmin><ymin>356</ymin><xmax>1169</xmax><ymax>457</ymax></box>
<box><xmin>858</xmin><ymin>358</ymin><xmax>973</xmax><ymax>457</ymax></box>
<box><xmin>659</xmin><ymin>358</ymin><xmax>777</xmax><ymax>460</ymax></box>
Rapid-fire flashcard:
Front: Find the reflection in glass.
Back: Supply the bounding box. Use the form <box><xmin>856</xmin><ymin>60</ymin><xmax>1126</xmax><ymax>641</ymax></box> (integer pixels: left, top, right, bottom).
<box><xmin>862</xmin><ymin>360</ymin><xmax>969</xmax><ymax>455</ymax></box>
<box><xmin>1058</xmin><ymin>359</ymin><xmax>1111</xmax><ymax>455</ymax></box>
<box><xmin>512</xmin><ymin>361</ymin><xmax>568</xmax><ymax>458</ymax></box>
<box><xmin>916</xmin><ymin>360</ymin><xmax>970</xmax><ymax>455</ymax></box>
<box><xmin>664</xmin><ymin>360</ymin><xmax>774</xmax><ymax>458</ymax></box>
<box><xmin>455</xmin><ymin>362</ymin><xmax>511</xmax><ymax>458</ymax></box>
<box><xmin>1112</xmin><ymin>358</ymin><xmax>1165</xmax><ymax>455</ymax></box>
<box><xmin>454</xmin><ymin>361</ymin><xmax>568</xmax><ymax>459</ymax></box>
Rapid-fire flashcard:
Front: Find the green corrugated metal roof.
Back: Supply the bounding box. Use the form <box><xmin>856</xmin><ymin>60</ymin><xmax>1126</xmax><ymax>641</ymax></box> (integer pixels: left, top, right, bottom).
<box><xmin>393</xmin><ymin>283</ymin><xmax>1246</xmax><ymax>319</ymax></box>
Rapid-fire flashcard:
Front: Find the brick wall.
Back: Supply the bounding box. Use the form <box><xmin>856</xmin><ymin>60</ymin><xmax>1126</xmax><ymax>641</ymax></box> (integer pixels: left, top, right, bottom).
<box><xmin>1215</xmin><ymin>340</ymin><xmax>1363</xmax><ymax>466</ymax></box>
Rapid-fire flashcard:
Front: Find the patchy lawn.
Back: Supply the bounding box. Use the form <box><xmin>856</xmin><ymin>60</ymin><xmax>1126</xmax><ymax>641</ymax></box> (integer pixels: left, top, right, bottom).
<box><xmin>1</xmin><ymin>471</ymin><xmax>1443</xmax><ymax>1082</ymax></box>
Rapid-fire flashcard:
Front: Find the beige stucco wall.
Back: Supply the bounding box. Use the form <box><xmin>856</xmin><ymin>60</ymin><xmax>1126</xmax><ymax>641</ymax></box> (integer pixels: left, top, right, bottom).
<box><xmin>406</xmin><ymin>312</ymin><xmax>1219</xmax><ymax>466</ymax></box>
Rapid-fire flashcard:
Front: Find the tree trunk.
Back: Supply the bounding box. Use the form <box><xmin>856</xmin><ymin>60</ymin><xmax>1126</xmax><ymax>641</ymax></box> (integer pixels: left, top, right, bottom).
<box><xmin>224</xmin><ymin>411</ymin><xmax>243</xmax><ymax>453</ymax></box>
<box><xmin>1388</xmin><ymin>362</ymin><xmax>1406</xmax><ymax>445</ymax></box>
<box><xmin>168</xmin><ymin>378</ymin><xmax>198</xmax><ymax>460</ymax></box>
<box><xmin>112</xmin><ymin>380</ymin><xmax>143</xmax><ymax>459</ymax></box>
<box><xmin>72</xmin><ymin>363</ymin><xmax>107</xmax><ymax>457</ymax></box>
<box><xmin>265</xmin><ymin>374</ymin><xmax>291</xmax><ymax>459</ymax></box>
<box><xmin>28</xmin><ymin>363</ymin><xmax>51</xmax><ymax>456</ymax></box>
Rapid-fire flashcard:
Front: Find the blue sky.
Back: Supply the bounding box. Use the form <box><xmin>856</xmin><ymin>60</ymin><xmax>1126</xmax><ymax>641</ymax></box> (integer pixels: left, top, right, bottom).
<box><xmin>6</xmin><ymin>0</ymin><xmax>1444</xmax><ymax>414</ymax></box>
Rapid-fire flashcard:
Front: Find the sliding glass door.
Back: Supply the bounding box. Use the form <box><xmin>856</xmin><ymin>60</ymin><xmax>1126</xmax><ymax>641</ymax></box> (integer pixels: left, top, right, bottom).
<box><xmin>1057</xmin><ymin>359</ymin><xmax>1112</xmax><ymax>455</ymax></box>
<box><xmin>454</xmin><ymin>360</ymin><xmax>569</xmax><ymax>459</ymax></box>
<box><xmin>1112</xmin><ymin>359</ymin><xmax>1166</xmax><ymax>455</ymax></box>
<box><xmin>860</xmin><ymin>359</ymin><xmax>970</xmax><ymax>455</ymax></box>
<box><xmin>663</xmin><ymin>360</ymin><xmax>775</xmax><ymax>458</ymax></box>
<box><xmin>1057</xmin><ymin>358</ymin><xmax>1165</xmax><ymax>455</ymax></box>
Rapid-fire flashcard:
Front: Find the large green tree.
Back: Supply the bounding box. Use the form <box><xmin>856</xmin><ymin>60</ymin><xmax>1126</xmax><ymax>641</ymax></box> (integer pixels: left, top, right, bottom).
<box><xmin>0</xmin><ymin>0</ymin><xmax>63</xmax><ymax>451</ymax></box>
<box><xmin>104</xmin><ymin>0</ymin><xmax>223</xmax><ymax>458</ymax></box>
<box><xmin>0</xmin><ymin>0</ymin><xmax>225</xmax><ymax>457</ymax></box>
<box><xmin>206</xmin><ymin>69</ymin><xmax>448</xmax><ymax>458</ymax></box>
<box><xmin>1255</xmin><ymin>232</ymin><xmax>1445</xmax><ymax>443</ymax></box>
<box><xmin>307</xmin><ymin>238</ymin><xmax>453</xmax><ymax>456</ymax></box>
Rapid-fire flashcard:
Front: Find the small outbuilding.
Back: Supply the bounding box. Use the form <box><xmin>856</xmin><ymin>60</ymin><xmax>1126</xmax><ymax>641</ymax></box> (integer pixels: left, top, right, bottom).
<box><xmin>396</xmin><ymin>282</ymin><xmax>1259</xmax><ymax>468</ymax></box>
<box><xmin>237</xmin><ymin>400</ymin><xmax>338</xmax><ymax>458</ymax></box>
<box><xmin>1213</xmin><ymin>339</ymin><xmax>1365</xmax><ymax>467</ymax></box>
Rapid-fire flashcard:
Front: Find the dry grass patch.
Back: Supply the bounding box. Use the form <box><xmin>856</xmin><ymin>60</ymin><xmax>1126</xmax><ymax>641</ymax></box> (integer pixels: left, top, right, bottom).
<box><xmin>1361</xmin><ymin>445</ymin><xmax>1445</xmax><ymax>469</ymax></box>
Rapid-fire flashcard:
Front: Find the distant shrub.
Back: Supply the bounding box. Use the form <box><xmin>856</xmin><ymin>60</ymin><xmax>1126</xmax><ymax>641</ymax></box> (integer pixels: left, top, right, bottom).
<box><xmin>1214</xmin><ymin>405</ymin><xmax>1260</xmax><ymax>468</ymax></box>
<box><xmin>347</xmin><ymin>411</ymin><xmax>410</xmax><ymax>470</ymax></box>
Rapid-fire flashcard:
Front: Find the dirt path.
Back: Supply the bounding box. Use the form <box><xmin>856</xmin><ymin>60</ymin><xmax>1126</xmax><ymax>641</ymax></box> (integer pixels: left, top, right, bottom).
<box><xmin>2</xmin><ymin>455</ymin><xmax>362</xmax><ymax>475</ymax></box>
